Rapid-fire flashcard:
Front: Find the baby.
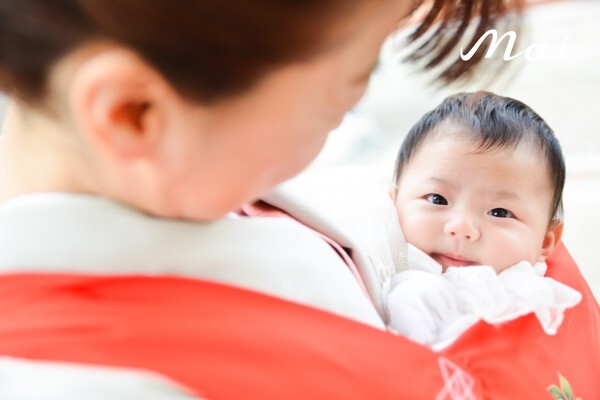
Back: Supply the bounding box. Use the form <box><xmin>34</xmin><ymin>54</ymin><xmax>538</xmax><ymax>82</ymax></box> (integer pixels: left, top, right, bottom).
<box><xmin>386</xmin><ymin>92</ymin><xmax>582</xmax><ymax>350</ymax></box>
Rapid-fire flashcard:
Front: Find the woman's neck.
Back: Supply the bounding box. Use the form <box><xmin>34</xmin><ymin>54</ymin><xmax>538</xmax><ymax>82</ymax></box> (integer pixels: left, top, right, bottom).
<box><xmin>0</xmin><ymin>101</ymin><xmax>97</xmax><ymax>204</ymax></box>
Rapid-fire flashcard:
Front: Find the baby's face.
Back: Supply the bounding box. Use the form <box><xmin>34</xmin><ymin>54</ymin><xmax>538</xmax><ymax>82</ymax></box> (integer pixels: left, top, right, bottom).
<box><xmin>393</xmin><ymin>133</ymin><xmax>558</xmax><ymax>273</ymax></box>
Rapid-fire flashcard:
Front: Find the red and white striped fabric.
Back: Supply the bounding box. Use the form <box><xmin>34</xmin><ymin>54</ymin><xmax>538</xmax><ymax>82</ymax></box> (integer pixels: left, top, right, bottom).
<box><xmin>0</xmin><ymin>244</ymin><xmax>598</xmax><ymax>399</ymax></box>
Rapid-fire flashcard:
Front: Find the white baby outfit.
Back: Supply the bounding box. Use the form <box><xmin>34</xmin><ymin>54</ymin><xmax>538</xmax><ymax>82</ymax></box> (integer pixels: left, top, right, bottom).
<box><xmin>385</xmin><ymin>244</ymin><xmax>582</xmax><ymax>350</ymax></box>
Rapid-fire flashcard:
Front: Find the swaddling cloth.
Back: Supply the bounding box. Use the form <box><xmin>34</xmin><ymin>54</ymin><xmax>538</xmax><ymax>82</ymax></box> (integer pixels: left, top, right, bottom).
<box><xmin>385</xmin><ymin>245</ymin><xmax>582</xmax><ymax>351</ymax></box>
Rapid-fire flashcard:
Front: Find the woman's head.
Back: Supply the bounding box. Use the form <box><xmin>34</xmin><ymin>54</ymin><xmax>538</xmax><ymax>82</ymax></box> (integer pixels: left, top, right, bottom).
<box><xmin>0</xmin><ymin>1</ymin><xmax>523</xmax><ymax>221</ymax></box>
<box><xmin>1</xmin><ymin>0</ymin><xmax>522</xmax><ymax>107</ymax></box>
<box><xmin>0</xmin><ymin>0</ymin><xmax>372</xmax><ymax>106</ymax></box>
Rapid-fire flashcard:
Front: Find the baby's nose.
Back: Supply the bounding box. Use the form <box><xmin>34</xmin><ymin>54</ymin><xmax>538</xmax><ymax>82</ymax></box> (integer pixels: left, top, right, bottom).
<box><xmin>444</xmin><ymin>215</ymin><xmax>480</xmax><ymax>241</ymax></box>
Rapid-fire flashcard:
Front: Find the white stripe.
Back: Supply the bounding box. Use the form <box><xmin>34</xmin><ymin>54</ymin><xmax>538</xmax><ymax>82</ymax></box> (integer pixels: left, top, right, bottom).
<box><xmin>0</xmin><ymin>356</ymin><xmax>202</xmax><ymax>400</ymax></box>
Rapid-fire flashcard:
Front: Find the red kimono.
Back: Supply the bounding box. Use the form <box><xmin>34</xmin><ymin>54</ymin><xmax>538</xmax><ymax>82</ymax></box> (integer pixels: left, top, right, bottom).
<box><xmin>0</xmin><ymin>244</ymin><xmax>598</xmax><ymax>399</ymax></box>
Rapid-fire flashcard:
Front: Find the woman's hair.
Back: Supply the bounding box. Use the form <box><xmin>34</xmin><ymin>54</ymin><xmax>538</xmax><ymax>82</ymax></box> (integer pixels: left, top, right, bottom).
<box><xmin>392</xmin><ymin>92</ymin><xmax>565</xmax><ymax>220</ymax></box>
<box><xmin>0</xmin><ymin>0</ymin><xmax>523</xmax><ymax>106</ymax></box>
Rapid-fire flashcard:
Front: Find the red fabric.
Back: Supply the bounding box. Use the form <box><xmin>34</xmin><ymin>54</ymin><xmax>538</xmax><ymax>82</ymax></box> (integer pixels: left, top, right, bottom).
<box><xmin>0</xmin><ymin>244</ymin><xmax>597</xmax><ymax>399</ymax></box>
<box><xmin>0</xmin><ymin>273</ymin><xmax>469</xmax><ymax>399</ymax></box>
<box><xmin>444</xmin><ymin>243</ymin><xmax>600</xmax><ymax>399</ymax></box>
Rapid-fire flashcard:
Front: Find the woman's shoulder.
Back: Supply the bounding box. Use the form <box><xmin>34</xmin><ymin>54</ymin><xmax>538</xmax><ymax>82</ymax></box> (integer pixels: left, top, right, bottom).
<box><xmin>0</xmin><ymin>192</ymin><xmax>384</xmax><ymax>328</ymax></box>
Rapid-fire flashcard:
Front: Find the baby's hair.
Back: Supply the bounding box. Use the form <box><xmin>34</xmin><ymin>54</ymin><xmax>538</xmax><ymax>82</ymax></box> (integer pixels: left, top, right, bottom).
<box><xmin>0</xmin><ymin>0</ymin><xmax>522</xmax><ymax>108</ymax></box>
<box><xmin>392</xmin><ymin>92</ymin><xmax>565</xmax><ymax>221</ymax></box>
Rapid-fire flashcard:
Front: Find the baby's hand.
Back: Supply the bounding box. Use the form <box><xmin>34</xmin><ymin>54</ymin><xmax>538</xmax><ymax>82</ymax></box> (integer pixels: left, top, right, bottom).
<box><xmin>385</xmin><ymin>270</ymin><xmax>465</xmax><ymax>346</ymax></box>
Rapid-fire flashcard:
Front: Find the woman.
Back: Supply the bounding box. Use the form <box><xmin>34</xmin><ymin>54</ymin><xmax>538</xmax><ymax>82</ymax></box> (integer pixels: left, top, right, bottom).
<box><xmin>0</xmin><ymin>1</ymin><xmax>598</xmax><ymax>399</ymax></box>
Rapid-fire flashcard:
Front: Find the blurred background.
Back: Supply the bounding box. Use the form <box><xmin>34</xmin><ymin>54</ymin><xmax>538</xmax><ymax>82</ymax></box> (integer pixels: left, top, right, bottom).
<box><xmin>0</xmin><ymin>1</ymin><xmax>598</xmax><ymax>300</ymax></box>
<box><xmin>314</xmin><ymin>0</ymin><xmax>600</xmax><ymax>300</ymax></box>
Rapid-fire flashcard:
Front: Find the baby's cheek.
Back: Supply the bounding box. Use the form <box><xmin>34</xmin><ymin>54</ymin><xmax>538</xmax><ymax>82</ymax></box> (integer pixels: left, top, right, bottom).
<box><xmin>487</xmin><ymin>233</ymin><xmax>539</xmax><ymax>270</ymax></box>
<box><xmin>399</xmin><ymin>213</ymin><xmax>436</xmax><ymax>251</ymax></box>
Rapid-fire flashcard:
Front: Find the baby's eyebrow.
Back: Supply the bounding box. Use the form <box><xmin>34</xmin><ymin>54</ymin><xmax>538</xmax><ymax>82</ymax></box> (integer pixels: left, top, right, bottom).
<box><xmin>490</xmin><ymin>190</ymin><xmax>521</xmax><ymax>202</ymax></box>
<box><xmin>424</xmin><ymin>177</ymin><xmax>450</xmax><ymax>186</ymax></box>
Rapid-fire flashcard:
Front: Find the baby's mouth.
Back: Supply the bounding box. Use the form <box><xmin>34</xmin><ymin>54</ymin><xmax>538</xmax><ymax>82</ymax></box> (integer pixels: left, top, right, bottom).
<box><xmin>432</xmin><ymin>253</ymin><xmax>477</xmax><ymax>269</ymax></box>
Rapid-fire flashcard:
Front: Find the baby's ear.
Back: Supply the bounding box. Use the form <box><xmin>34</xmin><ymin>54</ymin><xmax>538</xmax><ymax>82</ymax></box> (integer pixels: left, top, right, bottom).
<box><xmin>539</xmin><ymin>221</ymin><xmax>564</xmax><ymax>262</ymax></box>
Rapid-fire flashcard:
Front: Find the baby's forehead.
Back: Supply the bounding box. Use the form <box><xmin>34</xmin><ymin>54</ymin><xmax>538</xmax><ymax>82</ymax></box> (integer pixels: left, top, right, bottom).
<box><xmin>425</xmin><ymin>125</ymin><xmax>550</xmax><ymax>166</ymax></box>
<box><xmin>428</xmin><ymin>121</ymin><xmax>541</xmax><ymax>152</ymax></box>
<box><xmin>413</xmin><ymin>130</ymin><xmax>555</xmax><ymax>188</ymax></box>
<box><xmin>420</xmin><ymin>125</ymin><xmax>546</xmax><ymax>155</ymax></box>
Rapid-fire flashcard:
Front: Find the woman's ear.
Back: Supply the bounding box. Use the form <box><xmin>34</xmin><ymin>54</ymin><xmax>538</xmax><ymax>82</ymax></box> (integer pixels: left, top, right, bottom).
<box><xmin>67</xmin><ymin>47</ymin><xmax>171</xmax><ymax>160</ymax></box>
<box><xmin>539</xmin><ymin>221</ymin><xmax>564</xmax><ymax>262</ymax></box>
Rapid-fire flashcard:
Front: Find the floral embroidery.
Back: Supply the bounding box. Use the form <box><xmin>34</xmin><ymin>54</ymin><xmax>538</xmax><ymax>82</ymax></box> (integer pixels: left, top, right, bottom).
<box><xmin>548</xmin><ymin>372</ymin><xmax>582</xmax><ymax>400</ymax></box>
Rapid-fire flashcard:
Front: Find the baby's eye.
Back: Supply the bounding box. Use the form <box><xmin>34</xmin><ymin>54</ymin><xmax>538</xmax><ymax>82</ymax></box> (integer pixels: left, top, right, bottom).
<box><xmin>426</xmin><ymin>193</ymin><xmax>448</xmax><ymax>206</ymax></box>
<box><xmin>488</xmin><ymin>208</ymin><xmax>514</xmax><ymax>218</ymax></box>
